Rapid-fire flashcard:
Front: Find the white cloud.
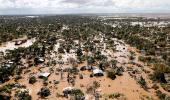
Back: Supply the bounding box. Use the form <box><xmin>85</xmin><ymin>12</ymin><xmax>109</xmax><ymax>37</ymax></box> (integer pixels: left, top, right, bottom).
<box><xmin>112</xmin><ymin>0</ymin><xmax>170</xmax><ymax>9</ymax></box>
<box><xmin>0</xmin><ymin>0</ymin><xmax>170</xmax><ymax>14</ymax></box>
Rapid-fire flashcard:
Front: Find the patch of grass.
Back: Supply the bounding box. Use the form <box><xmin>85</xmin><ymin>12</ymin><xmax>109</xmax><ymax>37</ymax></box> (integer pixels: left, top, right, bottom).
<box><xmin>108</xmin><ymin>92</ymin><xmax>124</xmax><ymax>99</ymax></box>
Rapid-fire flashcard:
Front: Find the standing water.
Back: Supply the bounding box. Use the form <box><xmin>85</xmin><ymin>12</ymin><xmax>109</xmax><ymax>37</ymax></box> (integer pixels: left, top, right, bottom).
<box><xmin>0</xmin><ymin>38</ymin><xmax>36</xmax><ymax>53</ymax></box>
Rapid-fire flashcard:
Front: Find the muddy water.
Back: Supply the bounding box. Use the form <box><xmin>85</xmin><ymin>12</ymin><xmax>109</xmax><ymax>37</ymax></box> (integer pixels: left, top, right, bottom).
<box><xmin>53</xmin><ymin>41</ymin><xmax>77</xmax><ymax>64</ymax></box>
<box><xmin>107</xmin><ymin>38</ymin><xmax>158</xmax><ymax>99</ymax></box>
<box><xmin>47</xmin><ymin>38</ymin><xmax>158</xmax><ymax>100</ymax></box>
<box><xmin>112</xmin><ymin>38</ymin><xmax>130</xmax><ymax>67</ymax></box>
<box><xmin>0</xmin><ymin>37</ymin><xmax>160</xmax><ymax>100</ymax></box>
<box><xmin>0</xmin><ymin>38</ymin><xmax>36</xmax><ymax>53</ymax></box>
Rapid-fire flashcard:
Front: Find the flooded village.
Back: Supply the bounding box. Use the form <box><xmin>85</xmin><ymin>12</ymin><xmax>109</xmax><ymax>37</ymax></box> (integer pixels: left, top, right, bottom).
<box><xmin>0</xmin><ymin>15</ymin><xmax>170</xmax><ymax>100</ymax></box>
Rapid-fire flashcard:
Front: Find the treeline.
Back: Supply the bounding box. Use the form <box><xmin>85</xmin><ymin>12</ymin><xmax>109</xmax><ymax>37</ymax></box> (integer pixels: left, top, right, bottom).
<box><xmin>111</xmin><ymin>24</ymin><xmax>170</xmax><ymax>66</ymax></box>
<box><xmin>0</xmin><ymin>16</ymin><xmax>62</xmax><ymax>44</ymax></box>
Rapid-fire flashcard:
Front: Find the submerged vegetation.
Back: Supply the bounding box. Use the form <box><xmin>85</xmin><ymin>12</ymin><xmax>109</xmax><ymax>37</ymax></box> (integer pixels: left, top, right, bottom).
<box><xmin>0</xmin><ymin>15</ymin><xmax>170</xmax><ymax>99</ymax></box>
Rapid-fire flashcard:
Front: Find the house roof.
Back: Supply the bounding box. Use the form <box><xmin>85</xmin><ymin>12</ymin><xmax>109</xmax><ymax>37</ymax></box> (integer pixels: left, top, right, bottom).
<box><xmin>38</xmin><ymin>58</ymin><xmax>45</xmax><ymax>62</ymax></box>
<box><xmin>38</xmin><ymin>72</ymin><xmax>50</xmax><ymax>77</ymax></box>
<box><xmin>93</xmin><ymin>69</ymin><xmax>104</xmax><ymax>74</ymax></box>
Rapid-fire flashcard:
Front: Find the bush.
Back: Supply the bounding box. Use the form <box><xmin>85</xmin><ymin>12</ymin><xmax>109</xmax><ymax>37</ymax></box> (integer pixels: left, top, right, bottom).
<box><xmin>79</xmin><ymin>74</ymin><xmax>83</xmax><ymax>79</ymax></box>
<box><xmin>0</xmin><ymin>84</ymin><xmax>15</xmax><ymax>94</ymax></box>
<box><xmin>70</xmin><ymin>89</ymin><xmax>84</xmax><ymax>100</ymax></box>
<box><xmin>38</xmin><ymin>87</ymin><xmax>51</xmax><ymax>98</ymax></box>
<box><xmin>87</xmin><ymin>56</ymin><xmax>95</xmax><ymax>65</ymax></box>
<box><xmin>138</xmin><ymin>56</ymin><xmax>146</xmax><ymax>62</ymax></box>
<box><xmin>14</xmin><ymin>75</ymin><xmax>22</xmax><ymax>82</ymax></box>
<box><xmin>129</xmin><ymin>55</ymin><xmax>135</xmax><ymax>60</ymax></box>
<box><xmin>58</xmin><ymin>47</ymin><xmax>65</xmax><ymax>53</ymax></box>
<box><xmin>108</xmin><ymin>93</ymin><xmax>124</xmax><ymax>99</ymax></box>
<box><xmin>76</xmin><ymin>48</ymin><xmax>83</xmax><ymax>57</ymax></box>
<box><xmin>86</xmin><ymin>81</ymin><xmax>100</xmax><ymax>94</ymax></box>
<box><xmin>151</xmin><ymin>71</ymin><xmax>167</xmax><ymax>83</ymax></box>
<box><xmin>29</xmin><ymin>76</ymin><xmax>37</xmax><ymax>84</ymax></box>
<box><xmin>107</xmin><ymin>70</ymin><xmax>116</xmax><ymax>80</ymax></box>
<box><xmin>69</xmin><ymin>67</ymin><xmax>79</xmax><ymax>75</ymax></box>
<box><xmin>15</xmin><ymin>90</ymin><xmax>32</xmax><ymax>100</ymax></box>
<box><xmin>156</xmin><ymin>90</ymin><xmax>166</xmax><ymax>100</ymax></box>
<box><xmin>153</xmin><ymin>63</ymin><xmax>170</xmax><ymax>73</ymax></box>
<box><xmin>138</xmin><ymin>76</ymin><xmax>147</xmax><ymax>89</ymax></box>
<box><xmin>115</xmin><ymin>67</ymin><xmax>124</xmax><ymax>76</ymax></box>
<box><xmin>138</xmin><ymin>56</ymin><xmax>160</xmax><ymax>64</ymax></box>
<box><xmin>110</xmin><ymin>59</ymin><xmax>117</xmax><ymax>68</ymax></box>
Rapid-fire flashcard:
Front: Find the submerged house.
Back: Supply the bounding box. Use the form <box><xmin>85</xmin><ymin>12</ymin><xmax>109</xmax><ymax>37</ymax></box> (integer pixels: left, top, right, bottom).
<box><xmin>93</xmin><ymin>69</ymin><xmax>104</xmax><ymax>76</ymax></box>
<box><xmin>15</xmin><ymin>40</ymin><xmax>27</xmax><ymax>45</ymax></box>
<box><xmin>38</xmin><ymin>72</ymin><xmax>50</xmax><ymax>78</ymax></box>
<box><xmin>34</xmin><ymin>57</ymin><xmax>45</xmax><ymax>64</ymax></box>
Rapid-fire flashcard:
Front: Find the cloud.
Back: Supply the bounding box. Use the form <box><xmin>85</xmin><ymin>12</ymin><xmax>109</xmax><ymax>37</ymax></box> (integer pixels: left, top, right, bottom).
<box><xmin>61</xmin><ymin>0</ymin><xmax>115</xmax><ymax>6</ymax></box>
<box><xmin>112</xmin><ymin>0</ymin><xmax>170</xmax><ymax>9</ymax></box>
<box><xmin>62</xmin><ymin>0</ymin><xmax>90</xmax><ymax>5</ymax></box>
<box><xmin>0</xmin><ymin>0</ymin><xmax>170</xmax><ymax>14</ymax></box>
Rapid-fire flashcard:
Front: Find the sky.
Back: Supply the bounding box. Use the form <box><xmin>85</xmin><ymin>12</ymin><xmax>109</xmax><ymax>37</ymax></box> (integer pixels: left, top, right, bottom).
<box><xmin>0</xmin><ymin>0</ymin><xmax>170</xmax><ymax>15</ymax></box>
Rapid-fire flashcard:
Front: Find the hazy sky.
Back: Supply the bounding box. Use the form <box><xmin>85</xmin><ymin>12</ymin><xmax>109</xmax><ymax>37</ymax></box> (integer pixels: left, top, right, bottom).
<box><xmin>0</xmin><ymin>0</ymin><xmax>170</xmax><ymax>15</ymax></box>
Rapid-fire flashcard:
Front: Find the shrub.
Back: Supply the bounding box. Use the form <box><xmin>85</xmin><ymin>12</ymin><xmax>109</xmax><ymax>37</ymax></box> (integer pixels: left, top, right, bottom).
<box><xmin>115</xmin><ymin>67</ymin><xmax>124</xmax><ymax>76</ymax></box>
<box><xmin>29</xmin><ymin>76</ymin><xmax>37</xmax><ymax>84</ymax></box>
<box><xmin>0</xmin><ymin>84</ymin><xmax>15</xmax><ymax>93</ymax></box>
<box><xmin>151</xmin><ymin>71</ymin><xmax>167</xmax><ymax>83</ymax></box>
<box><xmin>79</xmin><ymin>74</ymin><xmax>83</xmax><ymax>79</ymax></box>
<box><xmin>107</xmin><ymin>70</ymin><xmax>116</xmax><ymax>80</ymax></box>
<box><xmin>110</xmin><ymin>59</ymin><xmax>117</xmax><ymax>68</ymax></box>
<box><xmin>58</xmin><ymin>47</ymin><xmax>65</xmax><ymax>53</ymax></box>
<box><xmin>138</xmin><ymin>76</ymin><xmax>147</xmax><ymax>89</ymax></box>
<box><xmin>87</xmin><ymin>56</ymin><xmax>95</xmax><ymax>65</ymax></box>
<box><xmin>86</xmin><ymin>81</ymin><xmax>100</xmax><ymax>94</ymax></box>
<box><xmin>108</xmin><ymin>93</ymin><xmax>124</xmax><ymax>99</ymax></box>
<box><xmin>69</xmin><ymin>67</ymin><xmax>79</xmax><ymax>75</ymax></box>
<box><xmin>15</xmin><ymin>90</ymin><xmax>32</xmax><ymax>100</ymax></box>
<box><xmin>129</xmin><ymin>55</ymin><xmax>135</xmax><ymax>60</ymax></box>
<box><xmin>70</xmin><ymin>89</ymin><xmax>84</xmax><ymax>100</ymax></box>
<box><xmin>76</xmin><ymin>48</ymin><xmax>83</xmax><ymax>57</ymax></box>
<box><xmin>156</xmin><ymin>90</ymin><xmax>166</xmax><ymax>100</ymax></box>
<box><xmin>14</xmin><ymin>75</ymin><xmax>22</xmax><ymax>82</ymax></box>
<box><xmin>138</xmin><ymin>56</ymin><xmax>146</xmax><ymax>62</ymax></box>
<box><xmin>153</xmin><ymin>63</ymin><xmax>170</xmax><ymax>73</ymax></box>
<box><xmin>38</xmin><ymin>87</ymin><xmax>51</xmax><ymax>98</ymax></box>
